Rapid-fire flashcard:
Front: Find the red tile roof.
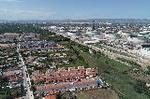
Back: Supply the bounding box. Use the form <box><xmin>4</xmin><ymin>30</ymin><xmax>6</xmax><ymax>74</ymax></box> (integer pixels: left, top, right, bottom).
<box><xmin>45</xmin><ymin>95</ymin><xmax>56</xmax><ymax>99</ymax></box>
<box><xmin>36</xmin><ymin>79</ymin><xmax>97</xmax><ymax>91</ymax></box>
<box><xmin>32</xmin><ymin>68</ymin><xmax>96</xmax><ymax>85</ymax></box>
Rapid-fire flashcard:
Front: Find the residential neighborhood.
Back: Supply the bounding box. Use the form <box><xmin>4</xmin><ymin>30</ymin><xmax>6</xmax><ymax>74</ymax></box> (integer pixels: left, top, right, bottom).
<box><xmin>0</xmin><ymin>21</ymin><xmax>150</xmax><ymax>99</ymax></box>
<box><xmin>0</xmin><ymin>32</ymin><xmax>105</xmax><ymax>99</ymax></box>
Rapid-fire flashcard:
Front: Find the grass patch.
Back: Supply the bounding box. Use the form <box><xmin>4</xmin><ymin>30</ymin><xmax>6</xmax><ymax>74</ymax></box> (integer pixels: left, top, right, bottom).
<box><xmin>104</xmin><ymin>73</ymin><xmax>149</xmax><ymax>99</ymax></box>
<box><xmin>76</xmin><ymin>89</ymin><xmax>119</xmax><ymax>99</ymax></box>
<box><xmin>58</xmin><ymin>59</ymin><xmax>87</xmax><ymax>69</ymax></box>
<box><xmin>81</xmin><ymin>53</ymin><xmax>131</xmax><ymax>73</ymax></box>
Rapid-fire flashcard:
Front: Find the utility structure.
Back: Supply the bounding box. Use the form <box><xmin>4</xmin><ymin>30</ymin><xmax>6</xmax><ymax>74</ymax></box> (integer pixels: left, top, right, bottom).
<box><xmin>92</xmin><ymin>20</ymin><xmax>96</xmax><ymax>30</ymax></box>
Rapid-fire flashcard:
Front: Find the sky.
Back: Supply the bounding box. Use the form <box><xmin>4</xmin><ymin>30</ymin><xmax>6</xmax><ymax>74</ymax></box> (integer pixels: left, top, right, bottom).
<box><xmin>0</xmin><ymin>0</ymin><xmax>150</xmax><ymax>20</ymax></box>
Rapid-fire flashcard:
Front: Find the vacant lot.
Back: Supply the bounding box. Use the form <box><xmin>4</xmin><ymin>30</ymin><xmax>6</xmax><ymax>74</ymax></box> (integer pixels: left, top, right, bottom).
<box><xmin>76</xmin><ymin>89</ymin><xmax>119</xmax><ymax>99</ymax></box>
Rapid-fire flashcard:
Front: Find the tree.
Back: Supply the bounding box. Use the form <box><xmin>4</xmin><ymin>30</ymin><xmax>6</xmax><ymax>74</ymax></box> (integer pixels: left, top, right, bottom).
<box><xmin>31</xmin><ymin>80</ymin><xmax>34</xmax><ymax>85</ymax></box>
<box><xmin>145</xmin><ymin>66</ymin><xmax>150</xmax><ymax>75</ymax></box>
<box><xmin>30</xmin><ymin>85</ymin><xmax>36</xmax><ymax>92</ymax></box>
<box><xmin>5</xmin><ymin>89</ymin><xmax>11</xmax><ymax>97</ymax></box>
<box><xmin>1</xmin><ymin>95</ymin><xmax>12</xmax><ymax>99</ymax></box>
<box><xmin>0</xmin><ymin>76</ymin><xmax>9</xmax><ymax>89</ymax></box>
<box><xmin>56</xmin><ymin>92</ymin><xmax>62</xmax><ymax>99</ymax></box>
<box><xmin>134</xmin><ymin>80</ymin><xmax>146</xmax><ymax>94</ymax></box>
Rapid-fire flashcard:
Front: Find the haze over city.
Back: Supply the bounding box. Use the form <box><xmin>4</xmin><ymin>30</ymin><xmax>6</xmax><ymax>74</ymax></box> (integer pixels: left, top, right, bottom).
<box><xmin>0</xmin><ymin>0</ymin><xmax>150</xmax><ymax>20</ymax></box>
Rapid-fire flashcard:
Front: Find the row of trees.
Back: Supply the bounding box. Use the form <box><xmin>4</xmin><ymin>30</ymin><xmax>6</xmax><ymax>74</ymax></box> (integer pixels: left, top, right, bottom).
<box><xmin>134</xmin><ymin>80</ymin><xmax>150</xmax><ymax>98</ymax></box>
<box><xmin>0</xmin><ymin>23</ymin><xmax>43</xmax><ymax>34</ymax></box>
<box><xmin>117</xmin><ymin>57</ymin><xmax>141</xmax><ymax>67</ymax></box>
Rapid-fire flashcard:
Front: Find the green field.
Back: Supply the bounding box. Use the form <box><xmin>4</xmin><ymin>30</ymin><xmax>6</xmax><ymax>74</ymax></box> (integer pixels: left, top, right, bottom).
<box><xmin>81</xmin><ymin>53</ymin><xmax>131</xmax><ymax>72</ymax></box>
<box><xmin>80</xmin><ymin>52</ymin><xmax>150</xmax><ymax>99</ymax></box>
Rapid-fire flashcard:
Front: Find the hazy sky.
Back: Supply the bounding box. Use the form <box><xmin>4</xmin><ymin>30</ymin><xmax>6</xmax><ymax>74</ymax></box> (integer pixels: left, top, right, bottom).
<box><xmin>0</xmin><ymin>0</ymin><xmax>150</xmax><ymax>20</ymax></box>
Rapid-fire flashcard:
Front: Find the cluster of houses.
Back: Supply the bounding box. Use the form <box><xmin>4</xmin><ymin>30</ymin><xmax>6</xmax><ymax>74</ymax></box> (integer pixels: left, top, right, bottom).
<box><xmin>20</xmin><ymin>41</ymin><xmax>65</xmax><ymax>51</ymax></box>
<box><xmin>0</xmin><ymin>32</ymin><xmax>104</xmax><ymax>99</ymax></box>
<box><xmin>31</xmin><ymin>66</ymin><xmax>103</xmax><ymax>99</ymax></box>
<box><xmin>0</xmin><ymin>43</ymin><xmax>16</xmax><ymax>48</ymax></box>
<box><xmin>31</xmin><ymin>66</ymin><xmax>97</xmax><ymax>84</ymax></box>
<box><xmin>21</xmin><ymin>33</ymin><xmax>40</xmax><ymax>41</ymax></box>
<box><xmin>0</xmin><ymin>33</ymin><xmax>20</xmax><ymax>42</ymax></box>
<box><xmin>2</xmin><ymin>70</ymin><xmax>23</xmax><ymax>88</ymax></box>
<box><xmin>0</xmin><ymin>33</ymin><xmax>23</xmax><ymax>90</ymax></box>
<box><xmin>0</xmin><ymin>48</ymin><xmax>18</xmax><ymax>68</ymax></box>
<box><xmin>30</xmin><ymin>66</ymin><xmax>103</xmax><ymax>99</ymax></box>
<box><xmin>26</xmin><ymin>52</ymin><xmax>68</xmax><ymax>67</ymax></box>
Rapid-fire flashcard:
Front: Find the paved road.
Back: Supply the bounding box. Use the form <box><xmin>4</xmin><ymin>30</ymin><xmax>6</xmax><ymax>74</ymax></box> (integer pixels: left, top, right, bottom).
<box><xmin>17</xmin><ymin>34</ymin><xmax>34</xmax><ymax>99</ymax></box>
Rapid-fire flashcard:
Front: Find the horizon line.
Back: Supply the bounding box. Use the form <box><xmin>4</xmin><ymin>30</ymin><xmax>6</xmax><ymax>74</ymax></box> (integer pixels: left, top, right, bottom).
<box><xmin>0</xmin><ymin>18</ymin><xmax>150</xmax><ymax>21</ymax></box>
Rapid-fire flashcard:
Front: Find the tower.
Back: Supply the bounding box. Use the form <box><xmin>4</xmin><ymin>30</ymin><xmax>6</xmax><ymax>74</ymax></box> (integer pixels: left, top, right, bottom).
<box><xmin>92</xmin><ymin>20</ymin><xmax>96</xmax><ymax>30</ymax></box>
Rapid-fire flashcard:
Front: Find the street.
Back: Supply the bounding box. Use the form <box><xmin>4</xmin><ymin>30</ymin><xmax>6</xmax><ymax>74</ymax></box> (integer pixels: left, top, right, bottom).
<box><xmin>17</xmin><ymin>34</ymin><xmax>34</xmax><ymax>99</ymax></box>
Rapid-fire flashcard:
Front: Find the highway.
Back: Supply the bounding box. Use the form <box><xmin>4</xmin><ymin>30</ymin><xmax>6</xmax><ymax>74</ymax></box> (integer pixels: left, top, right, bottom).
<box><xmin>17</xmin><ymin>34</ymin><xmax>34</xmax><ymax>99</ymax></box>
